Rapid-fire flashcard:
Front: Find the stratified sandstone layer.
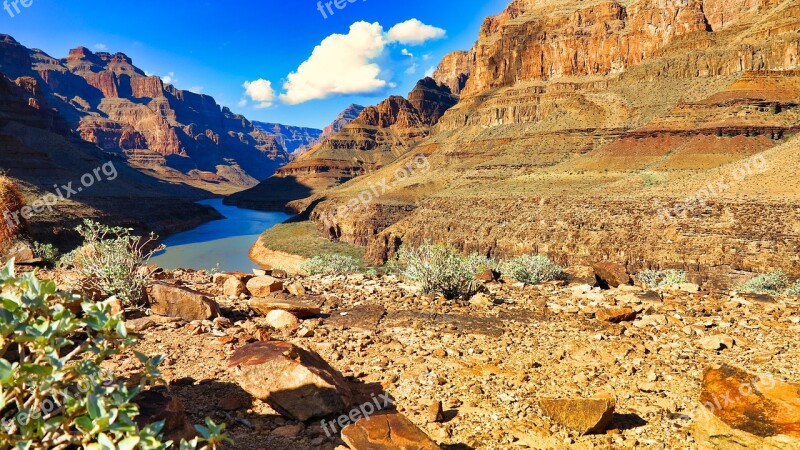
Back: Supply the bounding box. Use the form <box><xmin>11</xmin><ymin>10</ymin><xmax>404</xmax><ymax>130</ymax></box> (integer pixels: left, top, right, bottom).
<box><xmin>227</xmin><ymin>79</ymin><xmax>457</xmax><ymax>211</ymax></box>
<box><xmin>1</xmin><ymin>36</ymin><xmax>290</xmax><ymax>193</ymax></box>
<box><xmin>282</xmin><ymin>0</ymin><xmax>800</xmax><ymax>288</ymax></box>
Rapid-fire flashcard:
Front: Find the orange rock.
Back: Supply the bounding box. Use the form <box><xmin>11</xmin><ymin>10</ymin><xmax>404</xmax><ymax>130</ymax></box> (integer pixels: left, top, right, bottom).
<box><xmin>341</xmin><ymin>412</ymin><xmax>441</xmax><ymax>450</ymax></box>
<box><xmin>695</xmin><ymin>364</ymin><xmax>800</xmax><ymax>448</ymax></box>
<box><xmin>539</xmin><ymin>396</ymin><xmax>616</xmax><ymax>435</ymax></box>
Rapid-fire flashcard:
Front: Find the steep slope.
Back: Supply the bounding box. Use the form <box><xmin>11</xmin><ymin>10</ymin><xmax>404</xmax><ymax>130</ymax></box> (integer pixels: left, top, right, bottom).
<box><xmin>0</xmin><ymin>71</ymin><xmax>219</xmax><ymax>249</ymax></box>
<box><xmin>289</xmin><ymin>0</ymin><xmax>800</xmax><ymax>288</ymax></box>
<box><xmin>253</xmin><ymin>122</ymin><xmax>322</xmax><ymax>156</ymax></box>
<box><xmin>226</xmin><ymin>79</ymin><xmax>457</xmax><ymax>211</ymax></box>
<box><xmin>0</xmin><ymin>35</ymin><xmax>291</xmax><ymax>193</ymax></box>
<box><xmin>291</xmin><ymin>104</ymin><xmax>365</xmax><ymax>159</ymax></box>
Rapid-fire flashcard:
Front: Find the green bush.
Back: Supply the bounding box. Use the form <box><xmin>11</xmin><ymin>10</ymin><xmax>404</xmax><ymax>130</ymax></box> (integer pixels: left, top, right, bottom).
<box><xmin>394</xmin><ymin>243</ymin><xmax>483</xmax><ymax>299</ymax></box>
<box><xmin>65</xmin><ymin>220</ymin><xmax>164</xmax><ymax>308</ymax></box>
<box><xmin>32</xmin><ymin>241</ymin><xmax>59</xmax><ymax>264</ymax></box>
<box><xmin>0</xmin><ymin>261</ymin><xmax>229</xmax><ymax>449</ymax></box>
<box><xmin>300</xmin><ymin>254</ymin><xmax>361</xmax><ymax>276</ymax></box>
<box><xmin>785</xmin><ymin>281</ymin><xmax>800</xmax><ymax>296</ymax></box>
<box><xmin>637</xmin><ymin>269</ymin><xmax>689</xmax><ymax>288</ymax></box>
<box><xmin>737</xmin><ymin>271</ymin><xmax>790</xmax><ymax>295</ymax></box>
<box><xmin>501</xmin><ymin>255</ymin><xmax>565</xmax><ymax>285</ymax></box>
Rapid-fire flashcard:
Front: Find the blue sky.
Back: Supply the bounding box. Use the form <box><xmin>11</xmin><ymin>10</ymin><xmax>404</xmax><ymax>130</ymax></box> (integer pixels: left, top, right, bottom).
<box><xmin>1</xmin><ymin>0</ymin><xmax>508</xmax><ymax>129</ymax></box>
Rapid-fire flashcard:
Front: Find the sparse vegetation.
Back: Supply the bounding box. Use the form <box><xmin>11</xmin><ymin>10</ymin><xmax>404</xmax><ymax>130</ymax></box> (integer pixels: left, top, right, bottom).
<box><xmin>0</xmin><ymin>261</ymin><xmax>230</xmax><ymax>449</ymax></box>
<box><xmin>737</xmin><ymin>271</ymin><xmax>791</xmax><ymax>295</ymax></box>
<box><xmin>32</xmin><ymin>241</ymin><xmax>59</xmax><ymax>264</ymax></box>
<box><xmin>258</xmin><ymin>221</ymin><xmax>364</xmax><ymax>261</ymax></box>
<box><xmin>785</xmin><ymin>280</ymin><xmax>800</xmax><ymax>296</ymax></box>
<box><xmin>394</xmin><ymin>243</ymin><xmax>484</xmax><ymax>300</ymax></box>
<box><xmin>63</xmin><ymin>220</ymin><xmax>163</xmax><ymax>307</ymax></box>
<box><xmin>640</xmin><ymin>171</ymin><xmax>668</xmax><ymax>186</ymax></box>
<box><xmin>300</xmin><ymin>254</ymin><xmax>361</xmax><ymax>276</ymax></box>
<box><xmin>637</xmin><ymin>269</ymin><xmax>689</xmax><ymax>288</ymax></box>
<box><xmin>501</xmin><ymin>255</ymin><xmax>566</xmax><ymax>285</ymax></box>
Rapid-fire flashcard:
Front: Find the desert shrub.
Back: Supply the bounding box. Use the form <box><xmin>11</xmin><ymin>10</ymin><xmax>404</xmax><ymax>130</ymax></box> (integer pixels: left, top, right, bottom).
<box><xmin>0</xmin><ymin>261</ymin><xmax>230</xmax><ymax>449</ymax></box>
<box><xmin>300</xmin><ymin>254</ymin><xmax>361</xmax><ymax>276</ymax></box>
<box><xmin>640</xmin><ymin>171</ymin><xmax>668</xmax><ymax>186</ymax></box>
<box><xmin>32</xmin><ymin>241</ymin><xmax>59</xmax><ymax>264</ymax></box>
<box><xmin>466</xmin><ymin>253</ymin><xmax>501</xmax><ymax>274</ymax></box>
<box><xmin>637</xmin><ymin>269</ymin><xmax>689</xmax><ymax>288</ymax></box>
<box><xmin>501</xmin><ymin>255</ymin><xmax>566</xmax><ymax>285</ymax></box>
<box><xmin>66</xmin><ymin>220</ymin><xmax>163</xmax><ymax>308</ymax></box>
<box><xmin>785</xmin><ymin>281</ymin><xmax>800</xmax><ymax>296</ymax></box>
<box><xmin>394</xmin><ymin>243</ymin><xmax>483</xmax><ymax>299</ymax></box>
<box><xmin>737</xmin><ymin>271</ymin><xmax>790</xmax><ymax>294</ymax></box>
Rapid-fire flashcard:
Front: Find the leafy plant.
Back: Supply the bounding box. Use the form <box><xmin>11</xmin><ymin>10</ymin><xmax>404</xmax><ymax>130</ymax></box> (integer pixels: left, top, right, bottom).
<box><xmin>394</xmin><ymin>243</ymin><xmax>483</xmax><ymax>299</ymax></box>
<box><xmin>32</xmin><ymin>241</ymin><xmax>59</xmax><ymax>264</ymax></box>
<box><xmin>300</xmin><ymin>254</ymin><xmax>361</xmax><ymax>276</ymax></box>
<box><xmin>501</xmin><ymin>255</ymin><xmax>566</xmax><ymax>285</ymax></box>
<box><xmin>785</xmin><ymin>280</ymin><xmax>800</xmax><ymax>296</ymax></box>
<box><xmin>637</xmin><ymin>269</ymin><xmax>689</xmax><ymax>288</ymax></box>
<box><xmin>66</xmin><ymin>220</ymin><xmax>164</xmax><ymax>307</ymax></box>
<box><xmin>736</xmin><ymin>271</ymin><xmax>790</xmax><ymax>295</ymax></box>
<box><xmin>0</xmin><ymin>261</ymin><xmax>230</xmax><ymax>449</ymax></box>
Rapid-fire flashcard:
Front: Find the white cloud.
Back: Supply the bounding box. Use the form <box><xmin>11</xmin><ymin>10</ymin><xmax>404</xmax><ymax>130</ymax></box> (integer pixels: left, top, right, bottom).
<box><xmin>401</xmin><ymin>48</ymin><xmax>414</xmax><ymax>58</ymax></box>
<box><xmin>280</xmin><ymin>21</ymin><xmax>388</xmax><ymax>105</ymax></box>
<box><xmin>189</xmin><ymin>86</ymin><xmax>204</xmax><ymax>93</ymax></box>
<box><xmin>424</xmin><ymin>66</ymin><xmax>436</xmax><ymax>78</ymax></box>
<box><xmin>93</xmin><ymin>43</ymin><xmax>107</xmax><ymax>51</ymax></box>
<box><xmin>242</xmin><ymin>79</ymin><xmax>277</xmax><ymax>108</ymax></box>
<box><xmin>162</xmin><ymin>72</ymin><xmax>176</xmax><ymax>85</ymax></box>
<box><xmin>387</xmin><ymin>19</ymin><xmax>446</xmax><ymax>45</ymax></box>
<box><xmin>238</xmin><ymin>98</ymin><xmax>248</xmax><ymax>107</ymax></box>
<box><xmin>405</xmin><ymin>63</ymin><xmax>418</xmax><ymax>75</ymax></box>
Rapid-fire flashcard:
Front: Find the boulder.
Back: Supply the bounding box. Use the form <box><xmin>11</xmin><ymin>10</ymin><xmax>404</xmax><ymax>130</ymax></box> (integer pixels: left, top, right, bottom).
<box><xmin>223</xmin><ymin>276</ymin><xmax>247</xmax><ymax>297</ymax></box>
<box><xmin>595</xmin><ymin>307</ymin><xmax>637</xmax><ymax>323</ymax></box>
<box><xmin>342</xmin><ymin>412</ymin><xmax>441</xmax><ymax>450</ymax></box>
<box><xmin>286</xmin><ymin>281</ymin><xmax>306</xmax><ymax>296</ymax></box>
<box><xmin>592</xmin><ymin>262</ymin><xmax>631</xmax><ymax>288</ymax></box>
<box><xmin>698</xmin><ymin>335</ymin><xmax>735</xmax><ymax>351</ymax></box>
<box><xmin>694</xmin><ymin>364</ymin><xmax>800</xmax><ymax>449</ymax></box>
<box><xmin>148</xmin><ymin>282</ymin><xmax>220</xmax><ymax>321</ymax></box>
<box><xmin>264</xmin><ymin>309</ymin><xmax>300</xmax><ymax>331</ymax></box>
<box><xmin>539</xmin><ymin>395</ymin><xmax>616</xmax><ymax>435</ymax></box>
<box><xmin>134</xmin><ymin>390</ymin><xmax>196</xmax><ymax>443</ymax></box>
<box><xmin>250</xmin><ymin>295</ymin><xmax>321</xmax><ymax>318</ymax></box>
<box><xmin>469</xmin><ymin>292</ymin><xmax>494</xmax><ymax>307</ymax></box>
<box><xmin>246</xmin><ymin>276</ymin><xmax>284</xmax><ymax>297</ymax></box>
<box><xmin>228</xmin><ymin>341</ymin><xmax>353</xmax><ymax>421</ymax></box>
<box><xmin>474</xmin><ymin>268</ymin><xmax>498</xmax><ymax>282</ymax></box>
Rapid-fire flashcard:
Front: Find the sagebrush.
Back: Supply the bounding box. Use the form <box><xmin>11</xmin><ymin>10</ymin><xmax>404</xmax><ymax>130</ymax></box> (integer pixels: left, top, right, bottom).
<box><xmin>637</xmin><ymin>269</ymin><xmax>688</xmax><ymax>288</ymax></box>
<box><xmin>0</xmin><ymin>261</ymin><xmax>230</xmax><ymax>449</ymax></box>
<box><xmin>737</xmin><ymin>271</ymin><xmax>791</xmax><ymax>295</ymax></box>
<box><xmin>394</xmin><ymin>243</ymin><xmax>484</xmax><ymax>299</ymax></box>
<box><xmin>300</xmin><ymin>254</ymin><xmax>361</xmax><ymax>276</ymax></box>
<box><xmin>501</xmin><ymin>255</ymin><xmax>565</xmax><ymax>285</ymax></box>
<box><xmin>64</xmin><ymin>220</ymin><xmax>163</xmax><ymax>307</ymax></box>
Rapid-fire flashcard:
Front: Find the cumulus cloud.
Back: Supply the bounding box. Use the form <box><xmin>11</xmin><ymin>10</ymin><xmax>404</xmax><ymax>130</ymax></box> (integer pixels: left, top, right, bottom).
<box><xmin>243</xmin><ymin>79</ymin><xmax>277</xmax><ymax>108</ymax></box>
<box><xmin>387</xmin><ymin>19</ymin><xmax>446</xmax><ymax>45</ymax></box>
<box><xmin>280</xmin><ymin>21</ymin><xmax>388</xmax><ymax>105</ymax></box>
<box><xmin>162</xmin><ymin>72</ymin><xmax>176</xmax><ymax>85</ymax></box>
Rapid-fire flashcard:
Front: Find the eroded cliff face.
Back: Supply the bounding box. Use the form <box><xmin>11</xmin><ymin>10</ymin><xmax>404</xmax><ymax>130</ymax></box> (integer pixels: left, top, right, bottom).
<box><xmin>0</xmin><ymin>36</ymin><xmax>290</xmax><ymax>192</ymax></box>
<box><xmin>296</xmin><ymin>0</ymin><xmax>800</xmax><ymax>287</ymax></box>
<box><xmin>227</xmin><ymin>79</ymin><xmax>458</xmax><ymax>211</ymax></box>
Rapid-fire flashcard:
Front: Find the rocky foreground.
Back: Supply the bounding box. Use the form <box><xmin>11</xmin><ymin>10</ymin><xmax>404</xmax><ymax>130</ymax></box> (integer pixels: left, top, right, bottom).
<box><xmin>41</xmin><ymin>266</ymin><xmax>800</xmax><ymax>449</ymax></box>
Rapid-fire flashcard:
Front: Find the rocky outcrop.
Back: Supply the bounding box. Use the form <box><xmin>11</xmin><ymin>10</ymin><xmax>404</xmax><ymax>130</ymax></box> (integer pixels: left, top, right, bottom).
<box><xmin>290</xmin><ymin>104</ymin><xmax>364</xmax><ymax>159</ymax></box>
<box><xmin>253</xmin><ymin>122</ymin><xmax>322</xmax><ymax>156</ymax></box>
<box><xmin>227</xmin><ymin>81</ymin><xmax>456</xmax><ymax>211</ymax></box>
<box><xmin>1</xmin><ymin>36</ymin><xmax>291</xmax><ymax>191</ymax></box>
<box><xmin>432</xmin><ymin>50</ymin><xmax>473</xmax><ymax>96</ymax></box>
<box><xmin>286</xmin><ymin>0</ymin><xmax>800</xmax><ymax>287</ymax></box>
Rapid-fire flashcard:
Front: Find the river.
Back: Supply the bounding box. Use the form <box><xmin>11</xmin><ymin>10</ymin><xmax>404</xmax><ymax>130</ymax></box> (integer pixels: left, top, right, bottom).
<box><xmin>150</xmin><ymin>199</ymin><xmax>292</xmax><ymax>272</ymax></box>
